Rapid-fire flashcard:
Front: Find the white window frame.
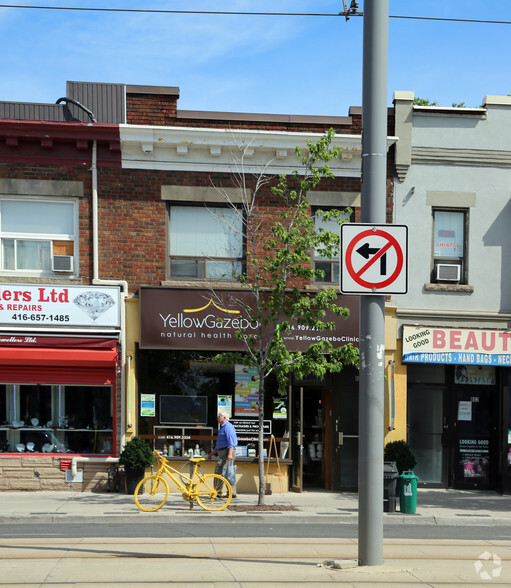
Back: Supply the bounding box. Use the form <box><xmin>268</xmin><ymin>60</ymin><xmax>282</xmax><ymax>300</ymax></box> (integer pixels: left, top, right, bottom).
<box><xmin>432</xmin><ymin>208</ymin><xmax>468</xmax><ymax>284</ymax></box>
<box><xmin>0</xmin><ymin>197</ymin><xmax>78</xmax><ymax>277</ymax></box>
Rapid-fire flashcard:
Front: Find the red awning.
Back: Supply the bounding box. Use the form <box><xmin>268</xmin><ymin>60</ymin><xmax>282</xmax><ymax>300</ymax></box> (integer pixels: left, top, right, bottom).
<box><xmin>0</xmin><ymin>344</ymin><xmax>118</xmax><ymax>385</ymax></box>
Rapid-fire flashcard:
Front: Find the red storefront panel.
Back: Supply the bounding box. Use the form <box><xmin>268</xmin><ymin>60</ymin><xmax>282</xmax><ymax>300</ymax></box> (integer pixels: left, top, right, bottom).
<box><xmin>0</xmin><ymin>337</ymin><xmax>118</xmax><ymax>385</ymax></box>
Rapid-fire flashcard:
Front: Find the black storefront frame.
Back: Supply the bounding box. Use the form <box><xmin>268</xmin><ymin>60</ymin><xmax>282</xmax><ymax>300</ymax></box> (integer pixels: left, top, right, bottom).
<box><xmin>138</xmin><ymin>286</ymin><xmax>361</xmax><ymax>491</ymax></box>
<box><xmin>135</xmin><ymin>347</ymin><xmax>291</xmax><ymax>463</ymax></box>
<box><xmin>136</xmin><ymin>348</ymin><xmax>360</xmax><ymax>492</ymax></box>
<box><xmin>407</xmin><ymin>363</ymin><xmax>503</xmax><ymax>491</ymax></box>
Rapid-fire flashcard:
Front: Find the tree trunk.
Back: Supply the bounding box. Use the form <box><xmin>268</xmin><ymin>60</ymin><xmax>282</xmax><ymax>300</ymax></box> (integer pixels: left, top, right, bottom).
<box><xmin>257</xmin><ymin>375</ymin><xmax>265</xmax><ymax>505</ymax></box>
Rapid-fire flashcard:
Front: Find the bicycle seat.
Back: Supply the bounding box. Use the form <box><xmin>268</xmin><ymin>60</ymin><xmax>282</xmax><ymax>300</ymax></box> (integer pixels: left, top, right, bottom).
<box><xmin>189</xmin><ymin>457</ymin><xmax>205</xmax><ymax>462</ymax></box>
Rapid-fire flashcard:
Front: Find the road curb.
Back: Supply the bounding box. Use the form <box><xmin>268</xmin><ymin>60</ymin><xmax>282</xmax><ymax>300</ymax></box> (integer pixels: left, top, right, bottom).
<box><xmin>2</xmin><ymin>511</ymin><xmax>509</xmax><ymax>526</ymax></box>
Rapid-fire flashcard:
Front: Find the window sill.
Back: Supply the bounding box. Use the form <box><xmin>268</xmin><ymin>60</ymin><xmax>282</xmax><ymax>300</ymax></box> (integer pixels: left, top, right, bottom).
<box><xmin>424</xmin><ymin>283</ymin><xmax>474</xmax><ymax>293</ymax></box>
<box><xmin>304</xmin><ymin>284</ymin><xmax>338</xmax><ymax>291</ymax></box>
<box><xmin>161</xmin><ymin>279</ymin><xmax>249</xmax><ymax>290</ymax></box>
<box><xmin>0</xmin><ymin>273</ymin><xmax>79</xmax><ymax>281</ymax></box>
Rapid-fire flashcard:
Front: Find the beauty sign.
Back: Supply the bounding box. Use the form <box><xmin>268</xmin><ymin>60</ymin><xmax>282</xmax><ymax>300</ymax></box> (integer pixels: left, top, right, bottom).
<box><xmin>403</xmin><ymin>325</ymin><xmax>511</xmax><ymax>366</ymax></box>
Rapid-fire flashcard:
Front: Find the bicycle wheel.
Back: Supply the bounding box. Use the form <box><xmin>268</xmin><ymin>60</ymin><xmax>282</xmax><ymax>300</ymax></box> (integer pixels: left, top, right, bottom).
<box><xmin>195</xmin><ymin>474</ymin><xmax>232</xmax><ymax>511</ymax></box>
<box><xmin>178</xmin><ymin>460</ymin><xmax>205</xmax><ymax>485</ymax></box>
<box><xmin>134</xmin><ymin>475</ymin><xmax>169</xmax><ymax>512</ymax></box>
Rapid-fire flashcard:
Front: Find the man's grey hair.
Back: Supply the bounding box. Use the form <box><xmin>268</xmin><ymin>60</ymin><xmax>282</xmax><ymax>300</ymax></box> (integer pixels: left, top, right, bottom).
<box><xmin>218</xmin><ymin>411</ymin><xmax>230</xmax><ymax>419</ymax></box>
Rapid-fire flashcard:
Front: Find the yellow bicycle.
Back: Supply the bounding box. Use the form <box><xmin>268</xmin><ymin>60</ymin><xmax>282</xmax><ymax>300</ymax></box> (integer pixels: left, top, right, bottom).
<box><xmin>134</xmin><ymin>450</ymin><xmax>232</xmax><ymax>512</ymax></box>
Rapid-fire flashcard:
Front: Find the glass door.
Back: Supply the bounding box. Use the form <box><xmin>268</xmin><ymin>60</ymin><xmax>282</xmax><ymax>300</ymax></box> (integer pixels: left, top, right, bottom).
<box><xmin>449</xmin><ymin>386</ymin><xmax>497</xmax><ymax>489</ymax></box>
<box><xmin>407</xmin><ymin>385</ymin><xmax>445</xmax><ymax>485</ymax></box>
<box><xmin>302</xmin><ymin>388</ymin><xmax>326</xmax><ymax>488</ymax></box>
<box><xmin>290</xmin><ymin>386</ymin><xmax>303</xmax><ymax>492</ymax></box>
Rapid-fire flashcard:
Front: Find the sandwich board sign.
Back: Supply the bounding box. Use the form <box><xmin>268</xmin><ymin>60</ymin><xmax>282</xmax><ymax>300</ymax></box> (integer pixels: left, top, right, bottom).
<box><xmin>340</xmin><ymin>224</ymin><xmax>408</xmax><ymax>295</ymax></box>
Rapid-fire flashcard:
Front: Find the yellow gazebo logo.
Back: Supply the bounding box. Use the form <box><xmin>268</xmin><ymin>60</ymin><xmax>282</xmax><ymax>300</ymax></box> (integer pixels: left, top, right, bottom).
<box><xmin>183</xmin><ymin>298</ymin><xmax>240</xmax><ymax>315</ymax></box>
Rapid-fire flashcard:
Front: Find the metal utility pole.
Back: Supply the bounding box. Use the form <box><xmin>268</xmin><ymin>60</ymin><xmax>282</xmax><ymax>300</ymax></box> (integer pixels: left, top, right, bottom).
<box><xmin>358</xmin><ymin>0</ymin><xmax>389</xmax><ymax>566</ymax></box>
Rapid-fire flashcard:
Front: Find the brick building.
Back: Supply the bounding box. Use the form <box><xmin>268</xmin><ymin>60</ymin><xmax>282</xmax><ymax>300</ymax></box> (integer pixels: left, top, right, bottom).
<box><xmin>0</xmin><ymin>81</ymin><xmax>396</xmax><ymax>492</ymax></box>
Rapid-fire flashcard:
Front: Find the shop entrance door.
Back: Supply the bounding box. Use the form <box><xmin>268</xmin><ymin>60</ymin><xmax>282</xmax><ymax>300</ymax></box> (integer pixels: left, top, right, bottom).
<box><xmin>407</xmin><ymin>385</ymin><xmax>445</xmax><ymax>485</ymax></box>
<box><xmin>290</xmin><ymin>387</ymin><xmax>303</xmax><ymax>492</ymax></box>
<box><xmin>448</xmin><ymin>386</ymin><xmax>498</xmax><ymax>489</ymax></box>
<box><xmin>291</xmin><ymin>386</ymin><xmax>331</xmax><ymax>490</ymax></box>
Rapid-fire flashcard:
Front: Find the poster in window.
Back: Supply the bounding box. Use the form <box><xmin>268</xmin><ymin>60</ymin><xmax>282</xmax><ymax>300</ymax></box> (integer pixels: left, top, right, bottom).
<box><xmin>140</xmin><ymin>394</ymin><xmax>156</xmax><ymax>417</ymax></box>
<box><xmin>234</xmin><ymin>364</ymin><xmax>259</xmax><ymax>416</ymax></box>
<box><xmin>217</xmin><ymin>395</ymin><xmax>232</xmax><ymax>418</ymax></box>
<box><xmin>458</xmin><ymin>437</ymin><xmax>489</xmax><ymax>479</ymax></box>
<box><xmin>457</xmin><ymin>400</ymin><xmax>472</xmax><ymax>421</ymax></box>
<box><xmin>273</xmin><ymin>398</ymin><xmax>287</xmax><ymax>420</ymax></box>
<box><xmin>434</xmin><ymin>211</ymin><xmax>464</xmax><ymax>258</ymax></box>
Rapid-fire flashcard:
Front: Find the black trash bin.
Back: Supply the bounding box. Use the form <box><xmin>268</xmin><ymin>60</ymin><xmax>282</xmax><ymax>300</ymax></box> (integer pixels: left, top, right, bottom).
<box><xmin>383</xmin><ymin>461</ymin><xmax>399</xmax><ymax>512</ymax></box>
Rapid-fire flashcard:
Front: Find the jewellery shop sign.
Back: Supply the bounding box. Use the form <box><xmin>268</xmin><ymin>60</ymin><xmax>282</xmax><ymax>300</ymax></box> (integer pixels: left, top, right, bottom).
<box><xmin>402</xmin><ymin>325</ymin><xmax>511</xmax><ymax>366</ymax></box>
<box><xmin>0</xmin><ymin>283</ymin><xmax>121</xmax><ymax>328</ymax></box>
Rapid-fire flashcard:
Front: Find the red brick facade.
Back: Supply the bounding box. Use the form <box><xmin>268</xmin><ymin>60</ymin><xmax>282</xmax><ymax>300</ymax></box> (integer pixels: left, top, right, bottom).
<box><xmin>0</xmin><ymin>89</ymin><xmax>395</xmax><ymax>297</ymax></box>
<box><xmin>0</xmin><ymin>82</ymin><xmax>395</xmax><ymax>490</ymax></box>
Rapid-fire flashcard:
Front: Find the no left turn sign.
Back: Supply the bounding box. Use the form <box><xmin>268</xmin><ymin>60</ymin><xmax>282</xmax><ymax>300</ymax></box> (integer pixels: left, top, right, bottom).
<box><xmin>340</xmin><ymin>224</ymin><xmax>408</xmax><ymax>295</ymax></box>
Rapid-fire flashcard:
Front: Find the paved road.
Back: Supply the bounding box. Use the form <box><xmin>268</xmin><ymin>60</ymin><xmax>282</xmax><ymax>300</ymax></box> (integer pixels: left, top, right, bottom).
<box><xmin>2</xmin><ymin>520</ymin><xmax>511</xmax><ymax>541</ymax></box>
<box><xmin>1</xmin><ymin>535</ymin><xmax>510</xmax><ymax>586</ymax></box>
<box><xmin>2</xmin><ymin>489</ymin><xmax>511</xmax><ymax>585</ymax></box>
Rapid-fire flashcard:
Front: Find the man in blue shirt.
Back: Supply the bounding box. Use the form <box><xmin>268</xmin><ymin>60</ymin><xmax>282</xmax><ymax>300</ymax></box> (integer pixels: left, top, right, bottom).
<box><xmin>208</xmin><ymin>411</ymin><xmax>238</xmax><ymax>497</ymax></box>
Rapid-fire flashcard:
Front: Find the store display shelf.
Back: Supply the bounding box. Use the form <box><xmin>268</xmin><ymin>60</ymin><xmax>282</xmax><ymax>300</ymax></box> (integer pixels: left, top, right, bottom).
<box><xmin>0</xmin><ymin>427</ymin><xmax>112</xmax><ymax>432</ymax></box>
<box><xmin>1</xmin><ymin>427</ymin><xmax>53</xmax><ymax>431</ymax></box>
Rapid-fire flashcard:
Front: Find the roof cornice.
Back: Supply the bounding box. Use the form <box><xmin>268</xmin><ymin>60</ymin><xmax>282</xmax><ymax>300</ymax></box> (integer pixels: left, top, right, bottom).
<box><xmin>120</xmin><ymin>124</ymin><xmax>397</xmax><ymax>176</ymax></box>
<box><xmin>0</xmin><ymin>119</ymin><xmax>121</xmax><ymax>167</ymax></box>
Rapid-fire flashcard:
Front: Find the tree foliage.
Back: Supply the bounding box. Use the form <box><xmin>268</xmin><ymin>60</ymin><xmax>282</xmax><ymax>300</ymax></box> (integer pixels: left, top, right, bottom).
<box><xmin>413</xmin><ymin>97</ymin><xmax>438</xmax><ymax>106</ymax></box>
<box><xmin>212</xmin><ymin>130</ymin><xmax>359</xmax><ymax>504</ymax></box>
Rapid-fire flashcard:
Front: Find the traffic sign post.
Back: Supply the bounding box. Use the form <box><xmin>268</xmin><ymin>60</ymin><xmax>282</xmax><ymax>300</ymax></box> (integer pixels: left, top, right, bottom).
<box><xmin>357</xmin><ymin>0</ymin><xmax>389</xmax><ymax>567</ymax></box>
<box><xmin>340</xmin><ymin>224</ymin><xmax>408</xmax><ymax>295</ymax></box>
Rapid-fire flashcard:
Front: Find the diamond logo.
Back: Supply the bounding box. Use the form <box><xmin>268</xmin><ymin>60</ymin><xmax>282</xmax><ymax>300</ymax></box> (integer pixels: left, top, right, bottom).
<box><xmin>73</xmin><ymin>291</ymin><xmax>115</xmax><ymax>321</ymax></box>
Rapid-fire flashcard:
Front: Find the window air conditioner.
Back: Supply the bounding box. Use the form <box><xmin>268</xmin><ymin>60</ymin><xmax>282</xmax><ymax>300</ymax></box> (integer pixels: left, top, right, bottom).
<box><xmin>435</xmin><ymin>262</ymin><xmax>461</xmax><ymax>282</ymax></box>
<box><xmin>52</xmin><ymin>255</ymin><xmax>74</xmax><ymax>273</ymax></box>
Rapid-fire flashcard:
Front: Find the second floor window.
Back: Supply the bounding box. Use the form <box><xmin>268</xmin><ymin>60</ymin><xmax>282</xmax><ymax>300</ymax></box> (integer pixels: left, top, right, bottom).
<box><xmin>0</xmin><ymin>198</ymin><xmax>76</xmax><ymax>275</ymax></box>
<box><xmin>169</xmin><ymin>205</ymin><xmax>243</xmax><ymax>279</ymax></box>
<box><xmin>313</xmin><ymin>208</ymin><xmax>350</xmax><ymax>283</ymax></box>
<box><xmin>432</xmin><ymin>209</ymin><xmax>467</xmax><ymax>283</ymax></box>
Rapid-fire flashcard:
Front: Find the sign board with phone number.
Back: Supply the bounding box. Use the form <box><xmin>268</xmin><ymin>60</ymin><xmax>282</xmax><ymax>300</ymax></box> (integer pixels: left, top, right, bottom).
<box><xmin>0</xmin><ymin>284</ymin><xmax>120</xmax><ymax>327</ymax></box>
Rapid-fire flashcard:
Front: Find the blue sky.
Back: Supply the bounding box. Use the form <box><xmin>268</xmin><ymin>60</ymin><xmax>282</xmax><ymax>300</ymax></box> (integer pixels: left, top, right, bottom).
<box><xmin>0</xmin><ymin>1</ymin><xmax>509</xmax><ymax>117</ymax></box>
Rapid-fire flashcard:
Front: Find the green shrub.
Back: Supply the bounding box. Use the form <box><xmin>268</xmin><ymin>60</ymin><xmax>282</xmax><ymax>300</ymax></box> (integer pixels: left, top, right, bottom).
<box><xmin>384</xmin><ymin>440</ymin><xmax>417</xmax><ymax>474</ymax></box>
<box><xmin>118</xmin><ymin>436</ymin><xmax>154</xmax><ymax>471</ymax></box>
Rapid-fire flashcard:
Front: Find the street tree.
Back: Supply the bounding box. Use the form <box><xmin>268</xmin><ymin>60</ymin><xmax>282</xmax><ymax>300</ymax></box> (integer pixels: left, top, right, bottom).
<box><xmin>212</xmin><ymin>130</ymin><xmax>359</xmax><ymax>505</ymax></box>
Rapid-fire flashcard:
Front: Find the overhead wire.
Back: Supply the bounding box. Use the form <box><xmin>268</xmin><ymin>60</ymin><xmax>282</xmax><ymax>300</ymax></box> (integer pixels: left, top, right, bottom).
<box><xmin>0</xmin><ymin>4</ymin><xmax>509</xmax><ymax>25</ymax></box>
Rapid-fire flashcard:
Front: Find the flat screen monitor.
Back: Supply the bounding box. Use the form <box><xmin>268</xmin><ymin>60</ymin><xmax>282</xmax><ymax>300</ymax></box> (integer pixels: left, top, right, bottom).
<box><xmin>159</xmin><ymin>395</ymin><xmax>208</xmax><ymax>425</ymax></box>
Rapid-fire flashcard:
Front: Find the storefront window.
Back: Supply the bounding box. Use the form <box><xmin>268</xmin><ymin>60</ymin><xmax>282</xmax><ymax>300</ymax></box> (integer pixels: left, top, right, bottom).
<box><xmin>0</xmin><ymin>383</ymin><xmax>113</xmax><ymax>454</ymax></box>
<box><xmin>137</xmin><ymin>350</ymin><xmax>287</xmax><ymax>458</ymax></box>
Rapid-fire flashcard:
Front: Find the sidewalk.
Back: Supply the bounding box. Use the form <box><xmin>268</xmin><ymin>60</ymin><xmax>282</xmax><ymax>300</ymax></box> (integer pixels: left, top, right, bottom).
<box><xmin>2</xmin><ymin>487</ymin><xmax>511</xmax><ymax>525</ymax></box>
